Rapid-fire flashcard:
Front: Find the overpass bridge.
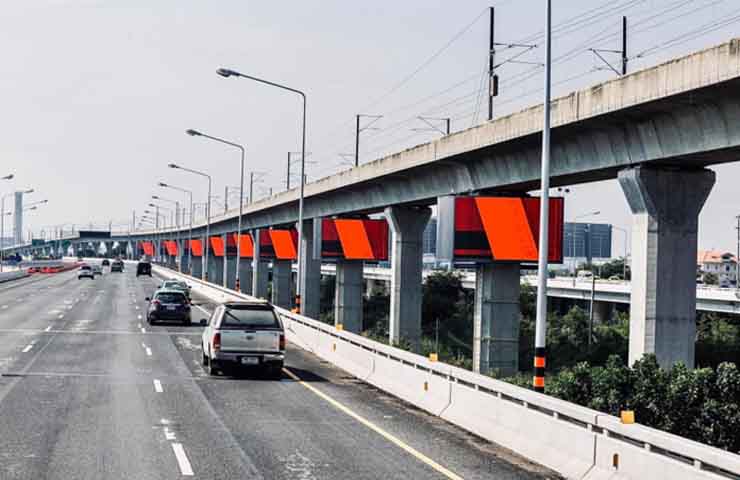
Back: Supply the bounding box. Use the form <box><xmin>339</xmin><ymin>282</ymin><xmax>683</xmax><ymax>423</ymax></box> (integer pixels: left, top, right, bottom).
<box><xmin>8</xmin><ymin>38</ymin><xmax>740</xmax><ymax>375</ymax></box>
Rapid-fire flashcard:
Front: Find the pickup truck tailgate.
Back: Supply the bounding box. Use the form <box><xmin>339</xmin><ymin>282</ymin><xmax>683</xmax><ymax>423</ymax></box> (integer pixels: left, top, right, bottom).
<box><xmin>219</xmin><ymin>329</ymin><xmax>280</xmax><ymax>352</ymax></box>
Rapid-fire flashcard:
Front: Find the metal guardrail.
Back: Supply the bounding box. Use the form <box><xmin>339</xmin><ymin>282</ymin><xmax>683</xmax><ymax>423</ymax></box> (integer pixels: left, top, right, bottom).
<box><xmin>153</xmin><ymin>264</ymin><xmax>740</xmax><ymax>480</ymax></box>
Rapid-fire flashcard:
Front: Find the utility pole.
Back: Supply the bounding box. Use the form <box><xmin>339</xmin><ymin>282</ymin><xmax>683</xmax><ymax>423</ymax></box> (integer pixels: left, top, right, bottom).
<box><xmin>354</xmin><ymin>114</ymin><xmax>382</xmax><ymax>167</ymax></box>
<box><xmin>355</xmin><ymin>114</ymin><xmax>360</xmax><ymax>167</ymax></box>
<box><xmin>286</xmin><ymin>152</ymin><xmax>291</xmax><ymax>190</ymax></box>
<box><xmin>249</xmin><ymin>172</ymin><xmax>254</xmax><ymax>204</ymax></box>
<box><xmin>224</xmin><ymin>186</ymin><xmax>228</xmax><ymax>213</ymax></box>
<box><xmin>735</xmin><ymin>215</ymin><xmax>740</xmax><ymax>288</ymax></box>
<box><xmin>621</xmin><ymin>16</ymin><xmax>628</xmax><ymax>75</ymax></box>
<box><xmin>488</xmin><ymin>6</ymin><xmax>496</xmax><ymax>121</ymax></box>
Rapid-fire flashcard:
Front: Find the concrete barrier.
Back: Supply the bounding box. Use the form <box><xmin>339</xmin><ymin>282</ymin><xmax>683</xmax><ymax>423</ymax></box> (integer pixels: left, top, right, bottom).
<box><xmin>0</xmin><ymin>270</ymin><xmax>29</xmax><ymax>283</ymax></box>
<box><xmin>151</xmin><ymin>264</ymin><xmax>740</xmax><ymax>480</ymax></box>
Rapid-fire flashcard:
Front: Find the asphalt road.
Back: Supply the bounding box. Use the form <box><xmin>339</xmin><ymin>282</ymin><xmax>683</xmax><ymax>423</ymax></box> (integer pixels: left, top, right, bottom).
<box><xmin>0</xmin><ymin>265</ymin><xmax>557</xmax><ymax>479</ymax></box>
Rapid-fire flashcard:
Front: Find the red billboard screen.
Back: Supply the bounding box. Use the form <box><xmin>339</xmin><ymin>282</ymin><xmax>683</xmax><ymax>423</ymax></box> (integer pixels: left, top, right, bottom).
<box><xmin>453</xmin><ymin>196</ymin><xmax>564</xmax><ymax>263</ymax></box>
<box><xmin>321</xmin><ymin>219</ymin><xmax>389</xmax><ymax>261</ymax></box>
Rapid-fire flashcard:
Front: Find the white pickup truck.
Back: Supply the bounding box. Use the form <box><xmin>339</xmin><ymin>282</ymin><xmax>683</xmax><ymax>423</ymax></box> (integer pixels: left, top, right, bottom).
<box><xmin>200</xmin><ymin>300</ymin><xmax>285</xmax><ymax>378</ymax></box>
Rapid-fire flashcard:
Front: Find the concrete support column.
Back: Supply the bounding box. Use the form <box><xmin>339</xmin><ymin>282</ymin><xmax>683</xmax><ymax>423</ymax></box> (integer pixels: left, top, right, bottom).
<box><xmin>473</xmin><ymin>262</ymin><xmax>521</xmax><ymax>377</ymax></box>
<box><xmin>207</xmin><ymin>241</ymin><xmax>224</xmax><ymax>287</ymax></box>
<box><xmin>221</xmin><ymin>233</ymin><xmax>231</xmax><ymax>288</ymax></box>
<box><xmin>334</xmin><ymin>260</ymin><xmax>364</xmax><ymax>333</ymax></box>
<box><xmin>239</xmin><ymin>258</ymin><xmax>253</xmax><ymax>295</ymax></box>
<box><xmin>272</xmin><ymin>260</ymin><xmax>292</xmax><ymax>308</ymax></box>
<box><xmin>179</xmin><ymin>240</ymin><xmax>189</xmax><ymax>274</ymax></box>
<box><xmin>619</xmin><ymin>166</ymin><xmax>715</xmax><ymax>368</ymax></box>
<box><xmin>592</xmin><ymin>301</ymin><xmax>614</xmax><ymax>325</ymax></box>
<box><xmin>191</xmin><ymin>253</ymin><xmax>202</xmax><ymax>279</ymax></box>
<box><xmin>386</xmin><ymin>206</ymin><xmax>432</xmax><ymax>351</ymax></box>
<box><xmin>298</xmin><ymin>219</ymin><xmax>321</xmax><ymax>318</ymax></box>
<box><xmin>252</xmin><ymin>229</ymin><xmax>269</xmax><ymax>299</ymax></box>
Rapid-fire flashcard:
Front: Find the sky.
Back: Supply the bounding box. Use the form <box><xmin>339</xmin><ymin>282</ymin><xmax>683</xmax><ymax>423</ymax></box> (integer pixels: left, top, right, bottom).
<box><xmin>1</xmin><ymin>0</ymin><xmax>740</xmax><ymax>257</ymax></box>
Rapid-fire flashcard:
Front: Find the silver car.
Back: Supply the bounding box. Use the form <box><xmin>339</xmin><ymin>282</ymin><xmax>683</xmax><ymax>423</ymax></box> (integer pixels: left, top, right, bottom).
<box><xmin>200</xmin><ymin>300</ymin><xmax>285</xmax><ymax>378</ymax></box>
<box><xmin>77</xmin><ymin>265</ymin><xmax>94</xmax><ymax>280</ymax></box>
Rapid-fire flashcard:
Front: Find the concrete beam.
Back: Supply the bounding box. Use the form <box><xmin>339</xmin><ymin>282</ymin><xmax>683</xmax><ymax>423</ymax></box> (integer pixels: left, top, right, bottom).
<box><xmin>619</xmin><ymin>166</ymin><xmax>715</xmax><ymax>368</ymax></box>
<box><xmin>473</xmin><ymin>263</ymin><xmax>520</xmax><ymax>377</ymax></box>
<box><xmin>386</xmin><ymin>206</ymin><xmax>431</xmax><ymax>351</ymax></box>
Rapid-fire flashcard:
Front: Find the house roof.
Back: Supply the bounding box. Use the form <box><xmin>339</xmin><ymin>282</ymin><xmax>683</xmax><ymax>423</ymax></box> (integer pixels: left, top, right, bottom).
<box><xmin>697</xmin><ymin>250</ymin><xmax>736</xmax><ymax>264</ymax></box>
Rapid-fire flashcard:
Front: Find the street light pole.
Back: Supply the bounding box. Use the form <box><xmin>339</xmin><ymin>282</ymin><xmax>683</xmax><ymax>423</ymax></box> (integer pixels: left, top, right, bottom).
<box><xmin>186</xmin><ymin>129</ymin><xmax>246</xmax><ymax>291</ymax></box>
<box><xmin>169</xmin><ymin>163</ymin><xmax>212</xmax><ymax>281</ymax></box>
<box><xmin>533</xmin><ymin>0</ymin><xmax>552</xmax><ymax>394</ymax></box>
<box><xmin>216</xmin><ymin>67</ymin><xmax>307</xmax><ymax>313</ymax></box>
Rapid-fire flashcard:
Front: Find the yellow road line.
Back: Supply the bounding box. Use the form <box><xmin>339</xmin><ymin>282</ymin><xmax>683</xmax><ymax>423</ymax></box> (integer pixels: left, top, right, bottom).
<box><xmin>283</xmin><ymin>367</ymin><xmax>464</xmax><ymax>480</ymax></box>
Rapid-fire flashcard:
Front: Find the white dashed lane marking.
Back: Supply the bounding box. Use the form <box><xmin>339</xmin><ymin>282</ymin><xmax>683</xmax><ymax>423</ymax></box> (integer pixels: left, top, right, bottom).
<box><xmin>171</xmin><ymin>443</ymin><xmax>193</xmax><ymax>476</ymax></box>
<box><xmin>153</xmin><ymin>379</ymin><xmax>163</xmax><ymax>393</ymax></box>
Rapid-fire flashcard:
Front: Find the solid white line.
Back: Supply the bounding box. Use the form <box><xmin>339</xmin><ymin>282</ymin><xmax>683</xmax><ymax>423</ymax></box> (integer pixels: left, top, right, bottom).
<box><xmin>145</xmin><ymin>347</ymin><xmax>152</xmax><ymax>356</ymax></box>
<box><xmin>283</xmin><ymin>367</ymin><xmax>464</xmax><ymax>480</ymax></box>
<box><xmin>45</xmin><ymin>326</ymin><xmax>52</xmax><ymax>332</ymax></box>
<box><xmin>171</xmin><ymin>443</ymin><xmax>193</xmax><ymax>476</ymax></box>
<box><xmin>153</xmin><ymin>379</ymin><xmax>163</xmax><ymax>393</ymax></box>
<box><xmin>22</xmin><ymin>344</ymin><xmax>33</xmax><ymax>353</ymax></box>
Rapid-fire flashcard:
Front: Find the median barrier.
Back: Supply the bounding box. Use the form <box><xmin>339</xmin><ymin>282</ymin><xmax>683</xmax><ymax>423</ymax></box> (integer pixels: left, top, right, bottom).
<box><xmin>151</xmin><ymin>264</ymin><xmax>739</xmax><ymax>480</ymax></box>
<box><xmin>0</xmin><ymin>270</ymin><xmax>29</xmax><ymax>283</ymax></box>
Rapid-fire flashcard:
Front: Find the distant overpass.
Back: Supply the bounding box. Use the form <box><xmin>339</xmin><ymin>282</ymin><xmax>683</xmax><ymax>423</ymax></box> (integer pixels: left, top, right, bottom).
<box><xmin>316</xmin><ymin>264</ymin><xmax>740</xmax><ymax>315</ymax></box>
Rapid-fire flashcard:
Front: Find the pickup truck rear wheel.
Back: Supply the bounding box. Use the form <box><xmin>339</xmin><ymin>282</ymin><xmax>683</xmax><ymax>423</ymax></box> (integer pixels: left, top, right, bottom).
<box><xmin>207</xmin><ymin>353</ymin><xmax>219</xmax><ymax>376</ymax></box>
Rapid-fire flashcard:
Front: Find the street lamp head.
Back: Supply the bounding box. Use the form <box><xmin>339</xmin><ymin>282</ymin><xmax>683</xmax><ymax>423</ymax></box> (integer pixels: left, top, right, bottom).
<box><xmin>168</xmin><ymin>163</ymin><xmax>179</xmax><ymax>169</ymax></box>
<box><xmin>1</xmin><ymin>174</ymin><xmax>13</xmax><ymax>180</ymax></box>
<box><xmin>151</xmin><ymin>195</ymin><xmax>159</xmax><ymax>200</ymax></box>
<box><xmin>148</xmin><ymin>203</ymin><xmax>156</xmax><ymax>208</ymax></box>
<box><xmin>185</xmin><ymin>129</ymin><xmax>201</xmax><ymax>137</ymax></box>
<box><xmin>216</xmin><ymin>68</ymin><xmax>239</xmax><ymax>78</ymax></box>
<box><xmin>158</xmin><ymin>182</ymin><xmax>168</xmax><ymax>187</ymax></box>
<box><xmin>24</xmin><ymin>188</ymin><xmax>34</xmax><ymax>194</ymax></box>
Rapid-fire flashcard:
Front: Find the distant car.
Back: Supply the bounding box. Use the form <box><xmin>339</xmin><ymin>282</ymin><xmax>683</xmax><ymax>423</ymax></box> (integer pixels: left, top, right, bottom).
<box><xmin>101</xmin><ymin>259</ymin><xmax>110</xmax><ymax>266</ymax></box>
<box><xmin>159</xmin><ymin>280</ymin><xmax>191</xmax><ymax>300</ymax></box>
<box><xmin>110</xmin><ymin>260</ymin><xmax>124</xmax><ymax>272</ymax></box>
<box><xmin>146</xmin><ymin>290</ymin><xmax>191</xmax><ymax>325</ymax></box>
<box><xmin>78</xmin><ymin>265</ymin><xmax>94</xmax><ymax>280</ymax></box>
<box><xmin>608</xmin><ymin>275</ymin><xmax>621</xmax><ymax>281</ymax></box>
<box><xmin>136</xmin><ymin>261</ymin><xmax>152</xmax><ymax>277</ymax></box>
<box><xmin>77</xmin><ymin>257</ymin><xmax>84</xmax><ymax>262</ymax></box>
<box><xmin>200</xmin><ymin>300</ymin><xmax>285</xmax><ymax>378</ymax></box>
<box><xmin>92</xmin><ymin>265</ymin><xmax>103</xmax><ymax>276</ymax></box>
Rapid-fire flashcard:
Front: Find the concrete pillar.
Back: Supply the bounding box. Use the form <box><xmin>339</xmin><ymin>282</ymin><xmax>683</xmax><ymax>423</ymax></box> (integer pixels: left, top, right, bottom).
<box><xmin>239</xmin><ymin>258</ymin><xmax>253</xmax><ymax>295</ymax></box>
<box><xmin>180</xmin><ymin>240</ymin><xmax>189</xmax><ymax>274</ymax></box>
<box><xmin>386</xmin><ymin>206</ymin><xmax>432</xmax><ymax>351</ymax></box>
<box><xmin>207</xmin><ymin>241</ymin><xmax>224</xmax><ymax>287</ymax></box>
<box><xmin>473</xmin><ymin>263</ymin><xmax>520</xmax><ymax>377</ymax></box>
<box><xmin>618</xmin><ymin>166</ymin><xmax>715</xmax><ymax>368</ymax></box>
<box><xmin>298</xmin><ymin>219</ymin><xmax>321</xmax><ymax>318</ymax></box>
<box><xmin>592</xmin><ymin>301</ymin><xmax>614</xmax><ymax>325</ymax></box>
<box><xmin>272</xmin><ymin>260</ymin><xmax>292</xmax><ymax>308</ymax></box>
<box><xmin>191</xmin><ymin>252</ymin><xmax>202</xmax><ymax>279</ymax></box>
<box><xmin>221</xmin><ymin>233</ymin><xmax>231</xmax><ymax>288</ymax></box>
<box><xmin>252</xmin><ymin>229</ymin><xmax>269</xmax><ymax>299</ymax></box>
<box><xmin>226</xmin><ymin>255</ymin><xmax>237</xmax><ymax>289</ymax></box>
<box><xmin>334</xmin><ymin>260</ymin><xmax>364</xmax><ymax>333</ymax></box>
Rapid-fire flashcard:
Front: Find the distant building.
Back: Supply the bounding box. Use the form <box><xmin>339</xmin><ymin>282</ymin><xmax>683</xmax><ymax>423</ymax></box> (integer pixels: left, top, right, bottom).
<box><xmin>563</xmin><ymin>222</ymin><xmax>613</xmax><ymax>268</ymax></box>
<box><xmin>423</xmin><ymin>218</ymin><xmax>437</xmax><ymax>255</ymax></box>
<box><xmin>697</xmin><ymin>250</ymin><xmax>736</xmax><ymax>285</ymax></box>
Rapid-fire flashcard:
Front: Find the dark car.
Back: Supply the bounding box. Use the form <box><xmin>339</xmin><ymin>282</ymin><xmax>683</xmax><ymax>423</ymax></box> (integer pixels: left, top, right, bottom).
<box><xmin>146</xmin><ymin>290</ymin><xmax>191</xmax><ymax>325</ymax></box>
<box><xmin>111</xmin><ymin>260</ymin><xmax>124</xmax><ymax>272</ymax></box>
<box><xmin>101</xmin><ymin>259</ymin><xmax>110</xmax><ymax>266</ymax></box>
<box><xmin>136</xmin><ymin>261</ymin><xmax>152</xmax><ymax>277</ymax></box>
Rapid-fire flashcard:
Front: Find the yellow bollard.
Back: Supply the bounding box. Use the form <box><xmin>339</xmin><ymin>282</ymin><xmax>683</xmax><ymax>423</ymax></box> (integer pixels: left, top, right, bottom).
<box><xmin>428</xmin><ymin>353</ymin><xmax>439</xmax><ymax>362</ymax></box>
<box><xmin>620</xmin><ymin>410</ymin><xmax>635</xmax><ymax>424</ymax></box>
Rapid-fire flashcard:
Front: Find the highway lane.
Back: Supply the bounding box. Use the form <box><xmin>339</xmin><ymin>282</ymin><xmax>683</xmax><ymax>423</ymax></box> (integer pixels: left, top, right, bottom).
<box><xmin>0</xmin><ymin>266</ymin><xmax>556</xmax><ymax>479</ymax></box>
